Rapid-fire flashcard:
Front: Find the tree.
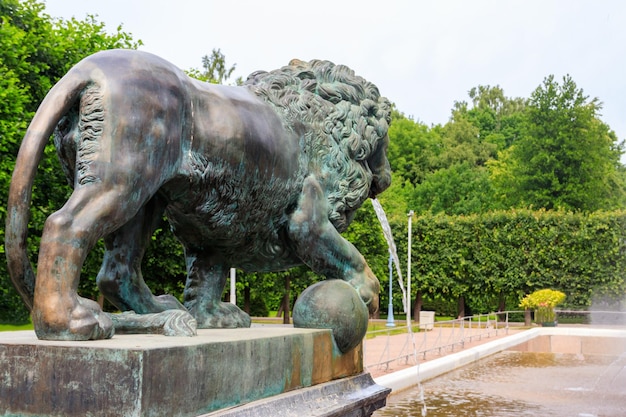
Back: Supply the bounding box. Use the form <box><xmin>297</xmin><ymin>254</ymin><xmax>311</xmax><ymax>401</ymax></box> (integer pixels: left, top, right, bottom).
<box><xmin>411</xmin><ymin>163</ymin><xmax>499</xmax><ymax>215</ymax></box>
<box><xmin>465</xmin><ymin>85</ymin><xmax>526</xmax><ymax>150</ymax></box>
<box><xmin>490</xmin><ymin>75</ymin><xmax>625</xmax><ymax>211</ymax></box>
<box><xmin>386</xmin><ymin>110</ymin><xmax>440</xmax><ymax>186</ymax></box>
<box><xmin>0</xmin><ymin>0</ymin><xmax>140</xmax><ymax>322</ymax></box>
<box><xmin>402</xmin><ymin>86</ymin><xmax>526</xmax><ymax>216</ymax></box>
<box><xmin>435</xmin><ymin>110</ymin><xmax>497</xmax><ymax>169</ymax></box>
<box><xmin>186</xmin><ymin>48</ymin><xmax>242</xmax><ymax>85</ymax></box>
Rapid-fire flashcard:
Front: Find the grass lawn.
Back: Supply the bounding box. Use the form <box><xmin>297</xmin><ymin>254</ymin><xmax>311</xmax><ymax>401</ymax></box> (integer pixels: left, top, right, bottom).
<box><xmin>0</xmin><ymin>322</ymin><xmax>34</xmax><ymax>331</ymax></box>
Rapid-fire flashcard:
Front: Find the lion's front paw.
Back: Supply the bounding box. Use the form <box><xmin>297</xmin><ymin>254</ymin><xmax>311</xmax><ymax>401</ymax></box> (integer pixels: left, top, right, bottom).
<box><xmin>187</xmin><ymin>301</ymin><xmax>252</xmax><ymax>329</ymax></box>
<box><xmin>349</xmin><ymin>266</ymin><xmax>380</xmax><ymax>315</ymax></box>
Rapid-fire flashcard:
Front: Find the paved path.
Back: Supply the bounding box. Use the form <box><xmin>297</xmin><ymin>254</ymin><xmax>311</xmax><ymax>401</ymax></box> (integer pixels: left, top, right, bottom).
<box><xmin>364</xmin><ymin>323</ymin><xmax>526</xmax><ymax>379</ymax></box>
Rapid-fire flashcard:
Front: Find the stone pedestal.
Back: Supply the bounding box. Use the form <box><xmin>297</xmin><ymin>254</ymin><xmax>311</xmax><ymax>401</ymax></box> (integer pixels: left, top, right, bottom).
<box><xmin>0</xmin><ymin>326</ymin><xmax>389</xmax><ymax>417</ymax></box>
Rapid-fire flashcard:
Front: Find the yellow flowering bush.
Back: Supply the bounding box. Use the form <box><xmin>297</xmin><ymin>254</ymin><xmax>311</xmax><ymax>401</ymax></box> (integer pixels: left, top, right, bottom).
<box><xmin>519</xmin><ymin>289</ymin><xmax>566</xmax><ymax>323</ymax></box>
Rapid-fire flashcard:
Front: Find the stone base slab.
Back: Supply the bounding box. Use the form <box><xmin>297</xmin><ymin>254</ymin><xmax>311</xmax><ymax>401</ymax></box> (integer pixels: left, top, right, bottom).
<box><xmin>0</xmin><ymin>326</ymin><xmax>385</xmax><ymax>417</ymax></box>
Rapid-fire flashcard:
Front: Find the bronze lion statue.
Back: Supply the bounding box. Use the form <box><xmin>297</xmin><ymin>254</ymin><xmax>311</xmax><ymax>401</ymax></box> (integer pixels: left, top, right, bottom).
<box><xmin>5</xmin><ymin>49</ymin><xmax>391</xmax><ymax>341</ymax></box>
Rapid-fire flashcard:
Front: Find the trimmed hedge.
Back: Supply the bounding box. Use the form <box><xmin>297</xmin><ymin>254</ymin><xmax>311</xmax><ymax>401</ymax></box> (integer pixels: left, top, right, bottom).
<box><xmin>408</xmin><ymin>209</ymin><xmax>626</xmax><ymax>311</ymax></box>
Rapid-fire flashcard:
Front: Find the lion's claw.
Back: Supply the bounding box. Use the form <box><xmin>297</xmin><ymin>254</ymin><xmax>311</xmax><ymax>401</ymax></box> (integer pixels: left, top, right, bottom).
<box><xmin>188</xmin><ymin>301</ymin><xmax>252</xmax><ymax>329</ymax></box>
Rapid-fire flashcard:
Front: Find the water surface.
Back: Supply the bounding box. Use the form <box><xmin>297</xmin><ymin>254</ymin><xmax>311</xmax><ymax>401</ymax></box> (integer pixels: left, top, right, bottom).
<box><xmin>374</xmin><ymin>351</ymin><xmax>626</xmax><ymax>417</ymax></box>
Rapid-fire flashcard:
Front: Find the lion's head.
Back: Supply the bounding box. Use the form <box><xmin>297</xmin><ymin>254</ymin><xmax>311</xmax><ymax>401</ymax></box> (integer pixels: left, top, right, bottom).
<box><xmin>245</xmin><ymin>59</ymin><xmax>392</xmax><ymax>232</ymax></box>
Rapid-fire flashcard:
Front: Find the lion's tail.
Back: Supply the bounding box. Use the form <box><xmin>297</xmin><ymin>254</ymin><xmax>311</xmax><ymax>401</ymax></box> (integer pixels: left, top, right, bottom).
<box><xmin>5</xmin><ymin>68</ymin><xmax>90</xmax><ymax>311</ymax></box>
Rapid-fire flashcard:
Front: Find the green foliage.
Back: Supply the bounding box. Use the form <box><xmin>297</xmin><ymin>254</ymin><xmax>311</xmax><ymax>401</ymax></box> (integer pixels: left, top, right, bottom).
<box><xmin>411</xmin><ymin>163</ymin><xmax>499</xmax><ymax>215</ymax></box>
<box><xmin>0</xmin><ymin>0</ymin><xmax>140</xmax><ymax>322</ymax></box>
<box><xmin>408</xmin><ymin>210</ymin><xmax>626</xmax><ymax>313</ymax></box>
<box><xmin>186</xmin><ymin>48</ymin><xmax>242</xmax><ymax>85</ymax></box>
<box><xmin>520</xmin><ymin>288</ymin><xmax>566</xmax><ymax>323</ymax></box>
<box><xmin>391</xmin><ymin>86</ymin><xmax>528</xmax><ymax>216</ymax></box>
<box><xmin>142</xmin><ymin>225</ymin><xmax>186</xmax><ymax>302</ymax></box>
<box><xmin>390</xmin><ymin>78</ymin><xmax>625</xmax><ymax>217</ymax></box>
<box><xmin>519</xmin><ymin>288</ymin><xmax>566</xmax><ymax>309</ymax></box>
<box><xmin>490</xmin><ymin>75</ymin><xmax>626</xmax><ymax>211</ymax></box>
<box><xmin>248</xmin><ymin>295</ymin><xmax>269</xmax><ymax>317</ymax></box>
<box><xmin>436</xmin><ymin>110</ymin><xmax>497</xmax><ymax>168</ymax></box>
<box><xmin>464</xmin><ymin>85</ymin><xmax>526</xmax><ymax>149</ymax></box>
<box><xmin>387</xmin><ymin>110</ymin><xmax>441</xmax><ymax>186</ymax></box>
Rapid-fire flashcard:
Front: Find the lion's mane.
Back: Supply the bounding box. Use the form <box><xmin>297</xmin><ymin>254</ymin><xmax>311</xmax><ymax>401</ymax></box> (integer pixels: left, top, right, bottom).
<box><xmin>244</xmin><ymin>59</ymin><xmax>391</xmax><ymax>232</ymax></box>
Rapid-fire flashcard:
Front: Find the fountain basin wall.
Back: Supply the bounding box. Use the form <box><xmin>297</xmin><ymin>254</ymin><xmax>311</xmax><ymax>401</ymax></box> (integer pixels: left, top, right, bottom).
<box><xmin>509</xmin><ymin>328</ymin><xmax>626</xmax><ymax>356</ymax></box>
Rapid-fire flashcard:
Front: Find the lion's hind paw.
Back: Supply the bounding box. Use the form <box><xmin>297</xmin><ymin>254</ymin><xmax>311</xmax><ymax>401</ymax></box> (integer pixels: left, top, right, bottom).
<box><xmin>192</xmin><ymin>301</ymin><xmax>252</xmax><ymax>329</ymax></box>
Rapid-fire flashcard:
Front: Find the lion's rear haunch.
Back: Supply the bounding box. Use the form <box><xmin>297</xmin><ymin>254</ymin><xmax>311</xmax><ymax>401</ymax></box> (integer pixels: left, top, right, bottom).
<box><xmin>5</xmin><ymin>65</ymin><xmax>94</xmax><ymax>311</ymax></box>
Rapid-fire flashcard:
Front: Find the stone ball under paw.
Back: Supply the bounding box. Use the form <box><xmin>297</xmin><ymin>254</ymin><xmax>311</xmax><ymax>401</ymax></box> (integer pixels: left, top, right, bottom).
<box><xmin>292</xmin><ymin>279</ymin><xmax>369</xmax><ymax>353</ymax></box>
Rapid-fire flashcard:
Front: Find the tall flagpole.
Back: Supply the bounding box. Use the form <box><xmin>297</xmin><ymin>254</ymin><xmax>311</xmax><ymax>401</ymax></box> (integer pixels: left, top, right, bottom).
<box><xmin>407</xmin><ymin>210</ymin><xmax>414</xmax><ymax>328</ymax></box>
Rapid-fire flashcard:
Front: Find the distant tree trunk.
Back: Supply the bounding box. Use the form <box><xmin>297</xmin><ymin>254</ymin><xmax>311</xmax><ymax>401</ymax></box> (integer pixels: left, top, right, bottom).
<box><xmin>524</xmin><ymin>308</ymin><xmax>532</xmax><ymax>326</ymax></box>
<box><xmin>243</xmin><ymin>286</ymin><xmax>251</xmax><ymax>314</ymax></box>
<box><xmin>457</xmin><ymin>296</ymin><xmax>465</xmax><ymax>319</ymax></box>
<box><xmin>97</xmin><ymin>293</ymin><xmax>105</xmax><ymax>309</ymax></box>
<box><xmin>498</xmin><ymin>292</ymin><xmax>507</xmax><ymax>321</ymax></box>
<box><xmin>282</xmin><ymin>275</ymin><xmax>291</xmax><ymax>324</ymax></box>
<box><xmin>413</xmin><ymin>290</ymin><xmax>423</xmax><ymax>323</ymax></box>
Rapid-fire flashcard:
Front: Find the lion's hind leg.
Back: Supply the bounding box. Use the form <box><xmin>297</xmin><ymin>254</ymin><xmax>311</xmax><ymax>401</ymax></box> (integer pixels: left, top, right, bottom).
<box><xmin>182</xmin><ymin>249</ymin><xmax>251</xmax><ymax>328</ymax></box>
<box><xmin>33</xmin><ymin>185</ymin><xmax>158</xmax><ymax>340</ymax></box>
<box><xmin>97</xmin><ymin>195</ymin><xmax>185</xmax><ymax>315</ymax></box>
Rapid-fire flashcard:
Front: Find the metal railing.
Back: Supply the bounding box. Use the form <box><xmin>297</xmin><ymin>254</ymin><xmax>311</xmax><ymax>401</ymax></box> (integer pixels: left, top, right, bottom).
<box><xmin>365</xmin><ymin>309</ymin><xmax>626</xmax><ymax>371</ymax></box>
<box><xmin>366</xmin><ymin>311</ymin><xmax>516</xmax><ymax>371</ymax></box>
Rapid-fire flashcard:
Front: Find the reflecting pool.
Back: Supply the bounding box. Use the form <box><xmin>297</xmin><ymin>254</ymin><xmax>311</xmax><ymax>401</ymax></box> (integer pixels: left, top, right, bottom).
<box><xmin>374</xmin><ymin>350</ymin><xmax>626</xmax><ymax>417</ymax></box>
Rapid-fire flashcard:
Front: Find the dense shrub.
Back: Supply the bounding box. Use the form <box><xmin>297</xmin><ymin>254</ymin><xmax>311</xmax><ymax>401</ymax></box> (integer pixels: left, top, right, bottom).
<box><xmin>408</xmin><ymin>209</ymin><xmax>626</xmax><ymax>311</ymax></box>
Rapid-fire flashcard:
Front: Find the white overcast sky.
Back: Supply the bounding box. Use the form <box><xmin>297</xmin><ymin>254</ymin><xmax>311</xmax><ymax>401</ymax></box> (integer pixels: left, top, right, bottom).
<box><xmin>43</xmin><ymin>0</ymin><xmax>626</xmax><ymax>149</ymax></box>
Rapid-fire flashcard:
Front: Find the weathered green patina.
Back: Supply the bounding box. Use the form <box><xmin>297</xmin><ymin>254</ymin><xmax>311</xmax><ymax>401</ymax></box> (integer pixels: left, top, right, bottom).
<box><xmin>5</xmin><ymin>50</ymin><xmax>391</xmax><ymax>347</ymax></box>
<box><xmin>293</xmin><ymin>279</ymin><xmax>370</xmax><ymax>353</ymax></box>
